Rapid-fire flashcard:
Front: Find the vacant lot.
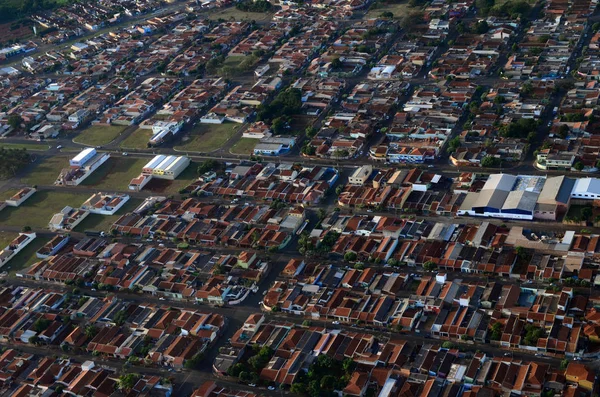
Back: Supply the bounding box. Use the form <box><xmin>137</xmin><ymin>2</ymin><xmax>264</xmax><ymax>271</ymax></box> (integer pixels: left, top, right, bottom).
<box><xmin>22</xmin><ymin>156</ymin><xmax>68</xmax><ymax>186</ymax></box>
<box><xmin>0</xmin><ymin>190</ymin><xmax>87</xmax><ymax>229</ymax></box>
<box><xmin>230</xmin><ymin>137</ymin><xmax>257</xmax><ymax>155</ymax></box>
<box><xmin>74</xmin><ymin>198</ymin><xmax>142</xmax><ymax>233</ymax></box>
<box><xmin>365</xmin><ymin>0</ymin><xmax>418</xmax><ymax>19</ymax></box>
<box><xmin>74</xmin><ymin>125</ymin><xmax>127</xmax><ymax>146</ymax></box>
<box><xmin>120</xmin><ymin>128</ymin><xmax>153</xmax><ymax>150</ymax></box>
<box><xmin>0</xmin><ymin>143</ymin><xmax>49</xmax><ymax>151</ymax></box>
<box><xmin>175</xmin><ymin>123</ymin><xmax>239</xmax><ymax>153</ymax></box>
<box><xmin>4</xmin><ymin>236</ymin><xmax>51</xmax><ymax>275</ymax></box>
<box><xmin>208</xmin><ymin>7</ymin><xmax>273</xmax><ymax>22</ymax></box>
<box><xmin>80</xmin><ymin>157</ymin><xmax>147</xmax><ymax>191</ymax></box>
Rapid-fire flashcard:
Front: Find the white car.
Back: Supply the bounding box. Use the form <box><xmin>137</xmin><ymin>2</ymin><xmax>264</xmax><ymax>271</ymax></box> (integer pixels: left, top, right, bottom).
<box><xmin>56</xmin><ymin>145</ymin><xmax>62</xmax><ymax>149</ymax></box>
<box><xmin>332</xmin><ymin>321</ymin><xmax>340</xmax><ymax>325</ymax></box>
<box><xmin>248</xmin><ymin>384</ymin><xmax>256</xmax><ymax>387</ymax></box>
<box><xmin>122</xmin><ymin>152</ymin><xmax>128</xmax><ymax>156</ymax></box>
<box><xmin>268</xmin><ymin>386</ymin><xmax>276</xmax><ymax>391</ymax></box>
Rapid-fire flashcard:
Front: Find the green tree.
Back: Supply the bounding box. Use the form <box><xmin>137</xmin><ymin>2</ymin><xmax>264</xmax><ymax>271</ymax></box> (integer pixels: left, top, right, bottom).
<box><xmin>344</xmin><ymin>251</ymin><xmax>358</xmax><ymax>262</ymax></box>
<box><xmin>84</xmin><ymin>326</ymin><xmax>98</xmax><ymax>340</ymax></box>
<box><xmin>423</xmin><ymin>261</ymin><xmax>437</xmax><ymax>271</ymax></box>
<box><xmin>574</xmin><ymin>161</ymin><xmax>584</xmax><ymax>171</ymax></box>
<box><xmin>117</xmin><ymin>373</ymin><xmax>140</xmax><ymax>391</ymax></box>
<box><xmin>481</xmin><ymin>156</ymin><xmax>501</xmax><ymax>168</ymax></box>
<box><xmin>32</xmin><ymin>318</ymin><xmax>50</xmax><ymax>333</ymax></box>
<box><xmin>7</xmin><ymin>114</ymin><xmax>22</xmax><ymax>130</ymax></box>
<box><xmin>113</xmin><ymin>310</ymin><xmax>128</xmax><ymax>326</ymax></box>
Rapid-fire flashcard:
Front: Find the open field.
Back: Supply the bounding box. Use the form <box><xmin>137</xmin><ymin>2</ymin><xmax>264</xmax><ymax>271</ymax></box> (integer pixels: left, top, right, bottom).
<box><xmin>0</xmin><ymin>232</ymin><xmax>16</xmax><ymax>250</ymax></box>
<box><xmin>365</xmin><ymin>0</ymin><xmax>418</xmax><ymax>19</ymax></box>
<box><xmin>4</xmin><ymin>236</ymin><xmax>52</xmax><ymax>275</ymax></box>
<box><xmin>0</xmin><ymin>143</ymin><xmax>50</xmax><ymax>151</ymax></box>
<box><xmin>74</xmin><ymin>125</ymin><xmax>127</xmax><ymax>146</ymax></box>
<box><xmin>230</xmin><ymin>137</ymin><xmax>257</xmax><ymax>155</ymax></box>
<box><xmin>80</xmin><ymin>157</ymin><xmax>147</xmax><ymax>191</ymax></box>
<box><xmin>0</xmin><ymin>190</ymin><xmax>87</xmax><ymax>229</ymax></box>
<box><xmin>208</xmin><ymin>7</ymin><xmax>274</xmax><ymax>22</ymax></box>
<box><xmin>22</xmin><ymin>156</ymin><xmax>67</xmax><ymax>186</ymax></box>
<box><xmin>175</xmin><ymin>123</ymin><xmax>239</xmax><ymax>153</ymax></box>
<box><xmin>73</xmin><ymin>198</ymin><xmax>142</xmax><ymax>233</ymax></box>
<box><xmin>120</xmin><ymin>128</ymin><xmax>153</xmax><ymax>149</ymax></box>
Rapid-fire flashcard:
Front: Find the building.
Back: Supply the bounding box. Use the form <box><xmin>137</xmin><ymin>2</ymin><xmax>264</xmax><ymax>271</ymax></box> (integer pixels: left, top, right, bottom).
<box><xmin>458</xmin><ymin>174</ymin><xmax>544</xmax><ymax>220</ymax></box>
<box><xmin>565</xmin><ymin>362</ymin><xmax>595</xmax><ymax>391</ymax></box>
<box><xmin>129</xmin><ymin>155</ymin><xmax>190</xmax><ymax>191</ymax></box>
<box><xmin>534</xmin><ymin>176</ymin><xmax>575</xmax><ymax>220</ymax></box>
<box><xmin>80</xmin><ymin>193</ymin><xmax>130</xmax><ymax>215</ymax></box>
<box><xmin>70</xmin><ymin>148</ymin><xmax>97</xmax><ymax>167</ymax></box>
<box><xmin>5</xmin><ymin>188</ymin><xmax>36</xmax><ymax>207</ymax></box>
<box><xmin>349</xmin><ymin>165</ymin><xmax>373</xmax><ymax>186</ymax></box>
<box><xmin>253</xmin><ymin>137</ymin><xmax>296</xmax><ymax>156</ymax></box>
<box><xmin>571</xmin><ymin>178</ymin><xmax>600</xmax><ymax>200</ymax></box>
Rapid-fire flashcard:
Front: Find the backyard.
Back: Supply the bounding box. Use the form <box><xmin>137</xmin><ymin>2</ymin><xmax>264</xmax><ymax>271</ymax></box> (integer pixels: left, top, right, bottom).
<box><xmin>74</xmin><ymin>125</ymin><xmax>127</xmax><ymax>146</ymax></box>
<box><xmin>0</xmin><ymin>143</ymin><xmax>50</xmax><ymax>151</ymax></box>
<box><xmin>175</xmin><ymin>123</ymin><xmax>239</xmax><ymax>153</ymax></box>
<box><xmin>3</xmin><ymin>236</ymin><xmax>52</xmax><ymax>276</ymax></box>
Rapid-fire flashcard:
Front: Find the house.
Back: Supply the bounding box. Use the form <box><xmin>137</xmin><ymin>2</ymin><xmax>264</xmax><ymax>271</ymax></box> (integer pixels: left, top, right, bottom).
<box><xmin>5</xmin><ymin>188</ymin><xmax>36</xmax><ymax>207</ymax></box>
<box><xmin>36</xmin><ymin>235</ymin><xmax>69</xmax><ymax>259</ymax></box>
<box><xmin>565</xmin><ymin>362</ymin><xmax>595</xmax><ymax>391</ymax></box>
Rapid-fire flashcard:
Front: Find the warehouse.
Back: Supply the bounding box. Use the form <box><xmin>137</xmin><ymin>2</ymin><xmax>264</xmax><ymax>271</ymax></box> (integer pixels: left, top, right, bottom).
<box><xmin>571</xmin><ymin>178</ymin><xmax>600</xmax><ymax>200</ymax></box>
<box><xmin>458</xmin><ymin>174</ymin><xmax>543</xmax><ymax>220</ymax></box>
<box><xmin>70</xmin><ymin>148</ymin><xmax>97</xmax><ymax>167</ymax></box>
<box><xmin>139</xmin><ymin>155</ymin><xmax>190</xmax><ymax>180</ymax></box>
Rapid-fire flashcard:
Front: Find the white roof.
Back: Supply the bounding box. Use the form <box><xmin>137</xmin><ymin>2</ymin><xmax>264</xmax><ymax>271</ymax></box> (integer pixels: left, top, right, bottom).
<box><xmin>71</xmin><ymin>148</ymin><xmax>95</xmax><ymax>163</ymax></box>
<box><xmin>572</xmin><ymin>178</ymin><xmax>600</xmax><ymax>196</ymax></box>
<box><xmin>482</xmin><ymin>173</ymin><xmax>517</xmax><ymax>191</ymax></box>
<box><xmin>155</xmin><ymin>155</ymin><xmax>177</xmax><ymax>171</ymax></box>
<box><xmin>143</xmin><ymin>155</ymin><xmax>166</xmax><ymax>170</ymax></box>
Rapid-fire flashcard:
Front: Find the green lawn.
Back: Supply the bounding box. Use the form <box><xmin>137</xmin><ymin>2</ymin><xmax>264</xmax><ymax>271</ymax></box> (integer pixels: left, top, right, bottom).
<box><xmin>175</xmin><ymin>123</ymin><xmax>239</xmax><ymax>153</ymax></box>
<box><xmin>80</xmin><ymin>157</ymin><xmax>147</xmax><ymax>191</ymax></box>
<box><xmin>0</xmin><ymin>189</ymin><xmax>17</xmax><ymax>200</ymax></box>
<box><xmin>230</xmin><ymin>137</ymin><xmax>257</xmax><ymax>155</ymax></box>
<box><xmin>0</xmin><ymin>190</ymin><xmax>87</xmax><ymax>229</ymax></box>
<box><xmin>73</xmin><ymin>198</ymin><xmax>142</xmax><ymax>233</ymax></box>
<box><xmin>3</xmin><ymin>236</ymin><xmax>52</xmax><ymax>275</ymax></box>
<box><xmin>74</xmin><ymin>125</ymin><xmax>127</xmax><ymax>146</ymax></box>
<box><xmin>22</xmin><ymin>156</ymin><xmax>68</xmax><ymax>186</ymax></box>
<box><xmin>0</xmin><ymin>143</ymin><xmax>50</xmax><ymax>151</ymax></box>
<box><xmin>120</xmin><ymin>128</ymin><xmax>153</xmax><ymax>150</ymax></box>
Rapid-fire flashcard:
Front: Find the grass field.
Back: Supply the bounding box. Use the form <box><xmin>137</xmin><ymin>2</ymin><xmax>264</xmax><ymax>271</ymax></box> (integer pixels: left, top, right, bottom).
<box><xmin>0</xmin><ymin>189</ymin><xmax>17</xmax><ymax>200</ymax></box>
<box><xmin>0</xmin><ymin>232</ymin><xmax>16</xmax><ymax>250</ymax></box>
<box><xmin>208</xmin><ymin>7</ymin><xmax>274</xmax><ymax>22</ymax></box>
<box><xmin>22</xmin><ymin>156</ymin><xmax>67</xmax><ymax>186</ymax></box>
<box><xmin>74</xmin><ymin>125</ymin><xmax>127</xmax><ymax>146</ymax></box>
<box><xmin>365</xmin><ymin>0</ymin><xmax>418</xmax><ymax>19</ymax></box>
<box><xmin>80</xmin><ymin>157</ymin><xmax>147</xmax><ymax>191</ymax></box>
<box><xmin>120</xmin><ymin>128</ymin><xmax>153</xmax><ymax>150</ymax></box>
<box><xmin>73</xmin><ymin>198</ymin><xmax>142</xmax><ymax>233</ymax></box>
<box><xmin>0</xmin><ymin>143</ymin><xmax>50</xmax><ymax>151</ymax></box>
<box><xmin>175</xmin><ymin>123</ymin><xmax>239</xmax><ymax>153</ymax></box>
<box><xmin>3</xmin><ymin>236</ymin><xmax>52</xmax><ymax>275</ymax></box>
<box><xmin>0</xmin><ymin>190</ymin><xmax>87</xmax><ymax>229</ymax></box>
<box><xmin>230</xmin><ymin>137</ymin><xmax>257</xmax><ymax>155</ymax></box>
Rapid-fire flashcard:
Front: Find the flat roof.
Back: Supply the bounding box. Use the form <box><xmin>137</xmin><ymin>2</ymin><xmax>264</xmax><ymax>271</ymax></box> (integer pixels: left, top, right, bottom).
<box><xmin>71</xmin><ymin>148</ymin><xmax>95</xmax><ymax>163</ymax></box>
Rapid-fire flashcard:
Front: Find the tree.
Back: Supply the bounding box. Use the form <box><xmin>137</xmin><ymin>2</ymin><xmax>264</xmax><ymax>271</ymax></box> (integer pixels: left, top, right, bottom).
<box><xmin>560</xmin><ymin>359</ymin><xmax>569</xmax><ymax>370</ymax></box>
<box><xmin>85</xmin><ymin>325</ymin><xmax>98</xmax><ymax>339</ymax></box>
<box><xmin>317</xmin><ymin>208</ymin><xmax>327</xmax><ymax>221</ymax></box>
<box><xmin>490</xmin><ymin>322</ymin><xmax>502</xmax><ymax>340</ymax></box>
<box><xmin>344</xmin><ymin>251</ymin><xmax>357</xmax><ymax>262</ymax></box>
<box><xmin>33</xmin><ymin>318</ymin><xmax>50</xmax><ymax>333</ymax></box>
<box><xmin>117</xmin><ymin>373</ymin><xmax>140</xmax><ymax>391</ymax></box>
<box><xmin>21</xmin><ymin>226</ymin><xmax>32</xmax><ymax>232</ymax></box>
<box><xmin>330</xmin><ymin>58</ymin><xmax>342</xmax><ymax>70</ymax></box>
<box><xmin>113</xmin><ymin>310</ymin><xmax>128</xmax><ymax>326</ymax></box>
<box><xmin>0</xmin><ymin>148</ymin><xmax>31</xmax><ymax>179</ymax></box>
<box><xmin>582</xmin><ymin>206</ymin><xmax>593</xmax><ymax>221</ymax></box>
<box><xmin>423</xmin><ymin>261</ymin><xmax>437</xmax><ymax>271</ymax></box>
<box><xmin>7</xmin><ymin>114</ymin><xmax>22</xmax><ymax>130</ymax></box>
<box><xmin>441</xmin><ymin>341</ymin><xmax>455</xmax><ymax>349</ymax></box>
<box><xmin>474</xmin><ymin>20</ymin><xmax>490</xmax><ymax>34</ymax></box>
<box><xmin>271</xmin><ymin>117</ymin><xmax>286</xmax><ymax>135</ymax></box>
<box><xmin>447</xmin><ymin>136</ymin><xmax>461</xmax><ymax>153</ymax></box>
<box><xmin>354</xmin><ymin>262</ymin><xmax>365</xmax><ymax>270</ymax></box>
<box><xmin>481</xmin><ymin>156</ymin><xmax>501</xmax><ymax>168</ymax></box>
<box><xmin>574</xmin><ymin>161</ymin><xmax>584</xmax><ymax>171</ymax></box>
<box><xmin>291</xmin><ymin>383</ymin><xmax>307</xmax><ymax>394</ymax></box>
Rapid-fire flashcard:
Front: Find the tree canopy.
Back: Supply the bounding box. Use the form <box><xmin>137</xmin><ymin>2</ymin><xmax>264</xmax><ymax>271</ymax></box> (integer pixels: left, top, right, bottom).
<box><xmin>0</xmin><ymin>148</ymin><xmax>30</xmax><ymax>180</ymax></box>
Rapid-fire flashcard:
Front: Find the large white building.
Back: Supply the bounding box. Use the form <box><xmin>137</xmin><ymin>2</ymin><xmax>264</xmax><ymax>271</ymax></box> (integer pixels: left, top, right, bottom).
<box><xmin>571</xmin><ymin>178</ymin><xmax>600</xmax><ymax>200</ymax></box>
